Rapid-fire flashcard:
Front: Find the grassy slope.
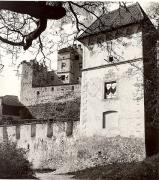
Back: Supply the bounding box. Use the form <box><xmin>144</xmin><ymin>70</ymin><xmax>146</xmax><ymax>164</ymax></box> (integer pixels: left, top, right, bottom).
<box><xmin>68</xmin><ymin>154</ymin><xmax>159</xmax><ymax>180</ymax></box>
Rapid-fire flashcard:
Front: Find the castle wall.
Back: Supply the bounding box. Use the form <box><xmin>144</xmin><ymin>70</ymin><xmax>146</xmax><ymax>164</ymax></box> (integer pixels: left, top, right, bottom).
<box><xmin>0</xmin><ymin>122</ymin><xmax>145</xmax><ymax>172</ymax></box>
<box><xmin>26</xmin><ymin>97</ymin><xmax>80</xmax><ymax>120</ymax></box>
<box><xmin>0</xmin><ymin>122</ymin><xmax>80</xmax><ymax>170</ymax></box>
<box><xmin>21</xmin><ymin>83</ymin><xmax>80</xmax><ymax>106</ymax></box>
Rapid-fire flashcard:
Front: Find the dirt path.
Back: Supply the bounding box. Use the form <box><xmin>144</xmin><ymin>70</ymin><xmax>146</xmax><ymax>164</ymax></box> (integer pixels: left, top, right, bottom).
<box><xmin>36</xmin><ymin>172</ymin><xmax>78</xmax><ymax>180</ymax></box>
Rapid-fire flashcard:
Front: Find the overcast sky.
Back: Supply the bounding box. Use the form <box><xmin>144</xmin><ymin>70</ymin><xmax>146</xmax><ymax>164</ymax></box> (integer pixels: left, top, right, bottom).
<box><xmin>0</xmin><ymin>1</ymin><xmax>155</xmax><ymax>98</ymax></box>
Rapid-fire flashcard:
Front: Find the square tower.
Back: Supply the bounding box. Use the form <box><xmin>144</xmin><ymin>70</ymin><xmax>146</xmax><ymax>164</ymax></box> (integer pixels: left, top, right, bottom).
<box><xmin>57</xmin><ymin>45</ymin><xmax>82</xmax><ymax>84</ymax></box>
<box><xmin>78</xmin><ymin>3</ymin><xmax>158</xmax><ymax>157</ymax></box>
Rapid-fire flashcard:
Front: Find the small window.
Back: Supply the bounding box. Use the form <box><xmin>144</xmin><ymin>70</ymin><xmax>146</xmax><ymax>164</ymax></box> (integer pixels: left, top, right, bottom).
<box><xmin>109</xmin><ymin>56</ymin><xmax>114</xmax><ymax>62</ymax></box>
<box><xmin>51</xmin><ymin>87</ymin><xmax>54</xmax><ymax>91</ymax></box>
<box><xmin>37</xmin><ymin>91</ymin><xmax>40</xmax><ymax>95</ymax></box>
<box><xmin>47</xmin><ymin>123</ymin><xmax>53</xmax><ymax>138</ymax></box>
<box><xmin>61</xmin><ymin>62</ymin><xmax>66</xmax><ymax>69</ymax></box>
<box><xmin>72</xmin><ymin>86</ymin><xmax>74</xmax><ymax>90</ymax></box>
<box><xmin>60</xmin><ymin>75</ymin><xmax>65</xmax><ymax>80</ymax></box>
<box><xmin>27</xmin><ymin>144</ymin><xmax>30</xmax><ymax>150</ymax></box>
<box><xmin>75</xmin><ymin>55</ymin><xmax>79</xmax><ymax>60</ymax></box>
<box><xmin>16</xmin><ymin>125</ymin><xmax>20</xmax><ymax>140</ymax></box>
<box><xmin>104</xmin><ymin>81</ymin><xmax>117</xmax><ymax>99</ymax></box>
<box><xmin>31</xmin><ymin>124</ymin><xmax>36</xmax><ymax>137</ymax></box>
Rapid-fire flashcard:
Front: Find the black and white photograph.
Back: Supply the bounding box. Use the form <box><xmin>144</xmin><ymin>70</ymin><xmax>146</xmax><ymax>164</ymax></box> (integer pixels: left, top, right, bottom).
<box><xmin>0</xmin><ymin>1</ymin><xmax>159</xmax><ymax>179</ymax></box>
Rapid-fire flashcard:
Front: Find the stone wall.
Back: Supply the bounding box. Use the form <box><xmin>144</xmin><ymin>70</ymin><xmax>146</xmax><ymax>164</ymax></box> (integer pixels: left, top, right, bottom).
<box><xmin>27</xmin><ymin>97</ymin><xmax>80</xmax><ymax>120</ymax></box>
<box><xmin>80</xmin><ymin>60</ymin><xmax>144</xmax><ymax>138</ymax></box>
<box><xmin>0</xmin><ymin>123</ymin><xmax>145</xmax><ymax>172</ymax></box>
<box><xmin>81</xmin><ymin>25</ymin><xmax>142</xmax><ymax>70</ymax></box>
<box><xmin>21</xmin><ymin>82</ymin><xmax>80</xmax><ymax>106</ymax></box>
<box><xmin>0</xmin><ymin>122</ymin><xmax>80</xmax><ymax>169</ymax></box>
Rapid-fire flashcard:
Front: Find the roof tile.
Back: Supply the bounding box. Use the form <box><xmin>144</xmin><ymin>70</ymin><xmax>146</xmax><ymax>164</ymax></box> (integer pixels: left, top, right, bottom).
<box><xmin>78</xmin><ymin>3</ymin><xmax>145</xmax><ymax>40</ymax></box>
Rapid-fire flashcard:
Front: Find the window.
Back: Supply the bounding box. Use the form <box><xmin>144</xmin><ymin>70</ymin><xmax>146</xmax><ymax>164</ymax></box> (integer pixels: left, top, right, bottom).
<box><xmin>104</xmin><ymin>81</ymin><xmax>117</xmax><ymax>99</ymax></box>
<box><xmin>61</xmin><ymin>62</ymin><xmax>66</xmax><ymax>69</ymax></box>
<box><xmin>51</xmin><ymin>87</ymin><xmax>54</xmax><ymax>91</ymax></box>
<box><xmin>109</xmin><ymin>56</ymin><xmax>114</xmax><ymax>62</ymax></box>
<box><xmin>103</xmin><ymin>111</ymin><xmax>118</xmax><ymax>129</ymax></box>
<box><xmin>60</xmin><ymin>75</ymin><xmax>65</xmax><ymax>81</ymax></box>
<box><xmin>72</xmin><ymin>86</ymin><xmax>74</xmax><ymax>90</ymax></box>
<box><xmin>75</xmin><ymin>55</ymin><xmax>79</xmax><ymax>60</ymax></box>
<box><xmin>31</xmin><ymin>124</ymin><xmax>36</xmax><ymax>137</ymax></box>
<box><xmin>37</xmin><ymin>91</ymin><xmax>40</xmax><ymax>95</ymax></box>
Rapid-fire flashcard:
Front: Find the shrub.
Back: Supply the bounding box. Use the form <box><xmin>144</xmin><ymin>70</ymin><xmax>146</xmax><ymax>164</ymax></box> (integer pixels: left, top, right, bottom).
<box><xmin>0</xmin><ymin>141</ymin><xmax>35</xmax><ymax>179</ymax></box>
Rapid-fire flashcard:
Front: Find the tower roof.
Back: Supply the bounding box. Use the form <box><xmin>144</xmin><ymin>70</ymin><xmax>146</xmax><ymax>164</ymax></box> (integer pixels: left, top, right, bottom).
<box><xmin>58</xmin><ymin>46</ymin><xmax>74</xmax><ymax>54</ymax></box>
<box><xmin>77</xmin><ymin>3</ymin><xmax>146</xmax><ymax>40</ymax></box>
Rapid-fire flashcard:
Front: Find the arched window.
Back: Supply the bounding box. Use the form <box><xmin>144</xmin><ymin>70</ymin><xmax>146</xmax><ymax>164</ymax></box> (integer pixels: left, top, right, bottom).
<box><xmin>103</xmin><ymin>111</ymin><xmax>118</xmax><ymax>129</ymax></box>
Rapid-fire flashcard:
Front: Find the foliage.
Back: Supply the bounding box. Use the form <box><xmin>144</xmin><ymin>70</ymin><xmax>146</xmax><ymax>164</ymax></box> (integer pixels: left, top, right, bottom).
<box><xmin>0</xmin><ymin>141</ymin><xmax>35</xmax><ymax>179</ymax></box>
<box><xmin>69</xmin><ymin>153</ymin><xmax>159</xmax><ymax>180</ymax></box>
<box><xmin>0</xmin><ymin>1</ymin><xmax>114</xmax><ymax>68</ymax></box>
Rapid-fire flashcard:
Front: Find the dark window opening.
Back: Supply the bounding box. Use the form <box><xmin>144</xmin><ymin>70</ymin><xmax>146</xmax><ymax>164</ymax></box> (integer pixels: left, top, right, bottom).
<box><xmin>75</xmin><ymin>55</ymin><xmax>79</xmax><ymax>60</ymax></box>
<box><xmin>72</xmin><ymin>86</ymin><xmax>74</xmax><ymax>90</ymax></box>
<box><xmin>104</xmin><ymin>81</ymin><xmax>117</xmax><ymax>99</ymax></box>
<box><xmin>51</xmin><ymin>87</ymin><xmax>54</xmax><ymax>91</ymax></box>
<box><xmin>37</xmin><ymin>91</ymin><xmax>40</xmax><ymax>95</ymax></box>
<box><xmin>27</xmin><ymin>144</ymin><xmax>30</xmax><ymax>150</ymax></box>
<box><xmin>60</xmin><ymin>75</ymin><xmax>65</xmax><ymax>81</ymax></box>
<box><xmin>61</xmin><ymin>62</ymin><xmax>66</xmax><ymax>69</ymax></box>
<box><xmin>109</xmin><ymin>56</ymin><xmax>114</xmax><ymax>62</ymax></box>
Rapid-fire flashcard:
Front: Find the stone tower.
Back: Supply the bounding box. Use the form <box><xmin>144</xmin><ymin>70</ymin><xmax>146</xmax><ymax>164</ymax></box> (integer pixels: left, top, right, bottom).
<box><xmin>78</xmin><ymin>3</ymin><xmax>159</xmax><ymax>157</ymax></box>
<box><xmin>20</xmin><ymin>60</ymin><xmax>34</xmax><ymax>104</ymax></box>
<box><xmin>57</xmin><ymin>44</ymin><xmax>83</xmax><ymax>84</ymax></box>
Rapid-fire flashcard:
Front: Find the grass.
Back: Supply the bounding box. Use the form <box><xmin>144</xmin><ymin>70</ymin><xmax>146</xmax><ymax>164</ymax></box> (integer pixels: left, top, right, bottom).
<box><xmin>68</xmin><ymin>154</ymin><xmax>159</xmax><ymax>180</ymax></box>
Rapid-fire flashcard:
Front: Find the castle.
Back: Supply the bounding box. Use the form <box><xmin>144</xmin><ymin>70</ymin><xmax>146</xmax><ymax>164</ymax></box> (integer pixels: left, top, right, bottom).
<box><xmin>0</xmin><ymin>3</ymin><xmax>159</xmax><ymax>172</ymax></box>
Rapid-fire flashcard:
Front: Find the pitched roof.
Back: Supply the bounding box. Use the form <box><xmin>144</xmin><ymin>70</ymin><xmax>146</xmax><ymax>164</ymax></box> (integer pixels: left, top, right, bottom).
<box><xmin>58</xmin><ymin>46</ymin><xmax>74</xmax><ymax>54</ymax></box>
<box><xmin>1</xmin><ymin>95</ymin><xmax>23</xmax><ymax>107</ymax></box>
<box><xmin>78</xmin><ymin>3</ymin><xmax>145</xmax><ymax>40</ymax></box>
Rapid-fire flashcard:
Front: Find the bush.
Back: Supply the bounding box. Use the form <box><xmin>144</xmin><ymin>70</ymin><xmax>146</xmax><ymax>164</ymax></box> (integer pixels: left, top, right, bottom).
<box><xmin>0</xmin><ymin>141</ymin><xmax>35</xmax><ymax>179</ymax></box>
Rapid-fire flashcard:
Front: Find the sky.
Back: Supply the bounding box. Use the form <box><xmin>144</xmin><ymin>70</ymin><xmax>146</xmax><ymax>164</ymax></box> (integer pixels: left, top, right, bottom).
<box><xmin>0</xmin><ymin>1</ymin><xmax>155</xmax><ymax>98</ymax></box>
